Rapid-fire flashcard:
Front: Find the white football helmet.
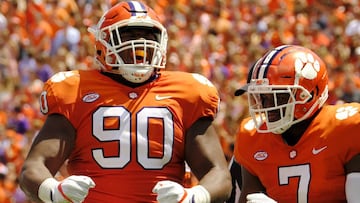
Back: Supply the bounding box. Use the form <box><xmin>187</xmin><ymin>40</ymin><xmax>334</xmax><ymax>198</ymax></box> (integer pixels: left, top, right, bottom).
<box><xmin>88</xmin><ymin>1</ymin><xmax>168</xmax><ymax>83</ymax></box>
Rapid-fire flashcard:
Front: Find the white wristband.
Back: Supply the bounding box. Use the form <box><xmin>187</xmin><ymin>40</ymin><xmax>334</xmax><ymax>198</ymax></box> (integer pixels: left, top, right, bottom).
<box><xmin>185</xmin><ymin>185</ymin><xmax>211</xmax><ymax>203</ymax></box>
<box><xmin>38</xmin><ymin>178</ymin><xmax>59</xmax><ymax>203</ymax></box>
<box><xmin>346</xmin><ymin>172</ymin><xmax>360</xmax><ymax>203</ymax></box>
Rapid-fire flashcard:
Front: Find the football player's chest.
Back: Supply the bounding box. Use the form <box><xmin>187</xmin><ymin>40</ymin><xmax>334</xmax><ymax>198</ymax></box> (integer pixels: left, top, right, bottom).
<box><xmin>74</xmin><ymin>90</ymin><xmax>186</xmax><ymax>170</ymax></box>
<box><xmin>253</xmin><ymin>133</ymin><xmax>342</xmax><ymax>175</ymax></box>
<box><xmin>251</xmin><ymin>136</ymin><xmax>345</xmax><ymax>202</ymax></box>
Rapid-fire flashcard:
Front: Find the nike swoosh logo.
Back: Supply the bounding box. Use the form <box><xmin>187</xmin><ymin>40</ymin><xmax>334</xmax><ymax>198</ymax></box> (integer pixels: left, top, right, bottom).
<box><xmin>155</xmin><ymin>95</ymin><xmax>172</xmax><ymax>100</ymax></box>
<box><xmin>312</xmin><ymin>146</ymin><xmax>327</xmax><ymax>155</ymax></box>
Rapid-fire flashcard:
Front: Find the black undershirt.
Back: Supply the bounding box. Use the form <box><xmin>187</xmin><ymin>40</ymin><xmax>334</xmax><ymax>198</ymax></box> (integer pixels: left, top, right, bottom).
<box><xmin>281</xmin><ymin>109</ymin><xmax>321</xmax><ymax>146</ymax></box>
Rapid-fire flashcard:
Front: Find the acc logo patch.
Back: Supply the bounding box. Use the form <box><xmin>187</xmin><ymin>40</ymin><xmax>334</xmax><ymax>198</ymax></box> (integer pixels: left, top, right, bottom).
<box><xmin>254</xmin><ymin>151</ymin><xmax>268</xmax><ymax>161</ymax></box>
<box><xmin>82</xmin><ymin>93</ymin><xmax>100</xmax><ymax>103</ymax></box>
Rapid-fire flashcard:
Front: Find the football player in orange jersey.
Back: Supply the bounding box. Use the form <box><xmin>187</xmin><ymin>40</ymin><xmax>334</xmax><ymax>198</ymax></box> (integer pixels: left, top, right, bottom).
<box><xmin>18</xmin><ymin>1</ymin><xmax>231</xmax><ymax>203</ymax></box>
<box><xmin>228</xmin><ymin>45</ymin><xmax>360</xmax><ymax>203</ymax></box>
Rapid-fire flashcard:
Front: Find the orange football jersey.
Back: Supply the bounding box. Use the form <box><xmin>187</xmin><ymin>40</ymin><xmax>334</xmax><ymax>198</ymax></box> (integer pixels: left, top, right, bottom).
<box><xmin>234</xmin><ymin>103</ymin><xmax>360</xmax><ymax>203</ymax></box>
<box><xmin>39</xmin><ymin>69</ymin><xmax>219</xmax><ymax>202</ymax></box>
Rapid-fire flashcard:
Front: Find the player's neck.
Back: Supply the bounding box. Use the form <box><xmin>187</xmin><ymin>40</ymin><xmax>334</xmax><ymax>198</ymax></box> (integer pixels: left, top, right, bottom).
<box><xmin>101</xmin><ymin>71</ymin><xmax>159</xmax><ymax>88</ymax></box>
<box><xmin>281</xmin><ymin>110</ymin><xmax>320</xmax><ymax>146</ymax></box>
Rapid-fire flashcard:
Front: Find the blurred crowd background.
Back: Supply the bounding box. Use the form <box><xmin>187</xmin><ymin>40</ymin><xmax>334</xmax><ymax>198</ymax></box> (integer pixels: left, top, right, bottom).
<box><xmin>0</xmin><ymin>0</ymin><xmax>360</xmax><ymax>202</ymax></box>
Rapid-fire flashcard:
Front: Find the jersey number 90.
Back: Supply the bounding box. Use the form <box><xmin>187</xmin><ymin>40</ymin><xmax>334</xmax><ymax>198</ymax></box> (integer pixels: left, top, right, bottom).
<box><xmin>92</xmin><ymin>106</ymin><xmax>174</xmax><ymax>170</ymax></box>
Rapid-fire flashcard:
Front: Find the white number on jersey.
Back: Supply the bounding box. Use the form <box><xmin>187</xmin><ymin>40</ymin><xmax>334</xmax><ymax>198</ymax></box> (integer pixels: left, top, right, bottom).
<box><xmin>92</xmin><ymin>106</ymin><xmax>174</xmax><ymax>169</ymax></box>
<box><xmin>279</xmin><ymin>164</ymin><xmax>310</xmax><ymax>203</ymax></box>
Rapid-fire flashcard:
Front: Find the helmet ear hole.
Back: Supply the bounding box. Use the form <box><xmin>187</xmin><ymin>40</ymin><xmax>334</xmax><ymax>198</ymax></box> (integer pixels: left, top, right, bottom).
<box><xmin>299</xmin><ymin>90</ymin><xmax>309</xmax><ymax>100</ymax></box>
<box><xmin>307</xmin><ymin>86</ymin><xmax>319</xmax><ymax>103</ymax></box>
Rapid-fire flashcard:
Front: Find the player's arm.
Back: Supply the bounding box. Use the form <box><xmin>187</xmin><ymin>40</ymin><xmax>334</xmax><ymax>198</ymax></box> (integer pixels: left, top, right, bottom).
<box><xmin>184</xmin><ymin>117</ymin><xmax>232</xmax><ymax>202</ymax></box>
<box><xmin>153</xmin><ymin>117</ymin><xmax>232</xmax><ymax>203</ymax></box>
<box><xmin>239</xmin><ymin>165</ymin><xmax>266</xmax><ymax>203</ymax></box>
<box><xmin>345</xmin><ymin>153</ymin><xmax>360</xmax><ymax>203</ymax></box>
<box><xmin>19</xmin><ymin>114</ymin><xmax>94</xmax><ymax>203</ymax></box>
<box><xmin>225</xmin><ymin>156</ymin><xmax>242</xmax><ymax>203</ymax></box>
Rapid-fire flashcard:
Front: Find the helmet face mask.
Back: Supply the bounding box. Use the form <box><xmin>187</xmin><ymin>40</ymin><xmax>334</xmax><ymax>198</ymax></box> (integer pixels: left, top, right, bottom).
<box><xmin>248</xmin><ymin>78</ymin><xmax>313</xmax><ymax>134</ymax></box>
<box><xmin>241</xmin><ymin>45</ymin><xmax>329</xmax><ymax>134</ymax></box>
<box><xmin>89</xmin><ymin>1</ymin><xmax>168</xmax><ymax>83</ymax></box>
<box><xmin>107</xmin><ymin>26</ymin><xmax>162</xmax><ymax>66</ymax></box>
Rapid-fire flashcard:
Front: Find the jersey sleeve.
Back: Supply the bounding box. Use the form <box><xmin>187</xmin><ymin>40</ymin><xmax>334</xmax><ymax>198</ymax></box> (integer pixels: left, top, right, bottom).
<box><xmin>233</xmin><ymin>117</ymin><xmax>259</xmax><ymax>175</ymax></box>
<box><xmin>330</xmin><ymin>103</ymin><xmax>360</xmax><ymax>162</ymax></box>
<box><xmin>39</xmin><ymin>71</ymin><xmax>80</xmax><ymax>123</ymax></box>
<box><xmin>233</xmin><ymin>117</ymin><xmax>255</xmax><ymax>161</ymax></box>
<box><xmin>181</xmin><ymin>73</ymin><xmax>220</xmax><ymax>129</ymax></box>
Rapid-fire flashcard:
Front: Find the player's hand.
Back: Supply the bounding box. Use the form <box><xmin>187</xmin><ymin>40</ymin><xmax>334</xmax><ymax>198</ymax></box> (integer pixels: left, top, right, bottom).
<box><xmin>38</xmin><ymin>175</ymin><xmax>95</xmax><ymax>203</ymax></box>
<box><xmin>152</xmin><ymin>180</ymin><xmax>210</xmax><ymax>203</ymax></box>
<box><xmin>152</xmin><ymin>180</ymin><xmax>185</xmax><ymax>203</ymax></box>
<box><xmin>247</xmin><ymin>193</ymin><xmax>277</xmax><ymax>203</ymax></box>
